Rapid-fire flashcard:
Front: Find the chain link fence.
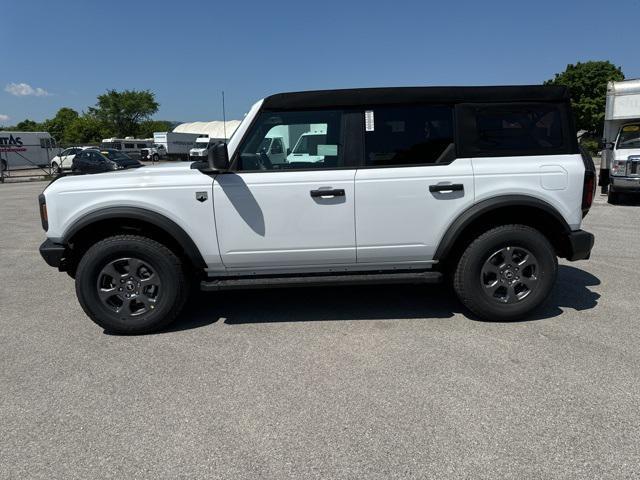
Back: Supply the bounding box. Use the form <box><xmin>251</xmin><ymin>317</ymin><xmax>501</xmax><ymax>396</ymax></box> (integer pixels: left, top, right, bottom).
<box><xmin>0</xmin><ymin>143</ymin><xmax>60</xmax><ymax>183</ymax></box>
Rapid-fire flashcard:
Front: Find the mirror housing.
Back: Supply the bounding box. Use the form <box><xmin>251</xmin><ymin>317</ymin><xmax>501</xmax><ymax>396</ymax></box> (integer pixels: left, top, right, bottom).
<box><xmin>600</xmin><ymin>139</ymin><xmax>614</xmax><ymax>150</ymax></box>
<box><xmin>207</xmin><ymin>142</ymin><xmax>229</xmax><ymax>171</ymax></box>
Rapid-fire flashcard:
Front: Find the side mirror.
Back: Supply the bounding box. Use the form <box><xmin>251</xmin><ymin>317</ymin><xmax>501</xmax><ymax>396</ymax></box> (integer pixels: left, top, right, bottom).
<box><xmin>600</xmin><ymin>140</ymin><xmax>614</xmax><ymax>150</ymax></box>
<box><xmin>208</xmin><ymin>142</ymin><xmax>229</xmax><ymax>171</ymax></box>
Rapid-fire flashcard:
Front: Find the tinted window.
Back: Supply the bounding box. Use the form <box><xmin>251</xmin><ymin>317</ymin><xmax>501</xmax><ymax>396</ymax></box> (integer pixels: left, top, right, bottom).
<box><xmin>136</xmin><ymin>143</ymin><xmax>147</xmax><ymax>148</ymax></box>
<box><xmin>237</xmin><ymin>110</ymin><xmax>344</xmax><ymax>170</ymax></box>
<box><xmin>364</xmin><ymin>106</ymin><xmax>454</xmax><ymax>167</ymax></box>
<box><xmin>471</xmin><ymin>104</ymin><xmax>564</xmax><ymax>154</ymax></box>
<box><xmin>124</xmin><ymin>143</ymin><xmax>134</xmax><ymax>149</ymax></box>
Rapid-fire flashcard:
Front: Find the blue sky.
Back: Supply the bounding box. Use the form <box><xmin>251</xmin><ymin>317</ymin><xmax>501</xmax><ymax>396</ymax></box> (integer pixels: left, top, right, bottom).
<box><xmin>1</xmin><ymin>0</ymin><xmax>638</xmax><ymax>125</ymax></box>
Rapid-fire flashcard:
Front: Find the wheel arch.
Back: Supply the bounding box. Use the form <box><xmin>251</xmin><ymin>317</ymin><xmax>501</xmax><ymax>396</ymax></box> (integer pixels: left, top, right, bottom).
<box><xmin>61</xmin><ymin>207</ymin><xmax>207</xmax><ymax>272</ymax></box>
<box><xmin>434</xmin><ymin>195</ymin><xmax>572</xmax><ymax>268</ymax></box>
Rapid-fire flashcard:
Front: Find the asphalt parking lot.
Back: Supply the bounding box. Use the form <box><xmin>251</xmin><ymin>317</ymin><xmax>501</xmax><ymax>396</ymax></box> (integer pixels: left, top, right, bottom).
<box><xmin>1</xmin><ymin>181</ymin><xmax>639</xmax><ymax>479</ymax></box>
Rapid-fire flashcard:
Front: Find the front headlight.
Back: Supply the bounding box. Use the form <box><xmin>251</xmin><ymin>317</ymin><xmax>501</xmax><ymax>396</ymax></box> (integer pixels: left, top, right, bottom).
<box><xmin>611</xmin><ymin>160</ymin><xmax>627</xmax><ymax>176</ymax></box>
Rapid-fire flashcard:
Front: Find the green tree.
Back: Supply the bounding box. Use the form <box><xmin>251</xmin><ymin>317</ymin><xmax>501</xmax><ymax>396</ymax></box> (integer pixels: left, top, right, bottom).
<box><xmin>43</xmin><ymin>107</ymin><xmax>79</xmax><ymax>143</ymax></box>
<box><xmin>137</xmin><ymin>120</ymin><xmax>174</xmax><ymax>138</ymax></box>
<box><xmin>64</xmin><ymin>115</ymin><xmax>110</xmax><ymax>144</ymax></box>
<box><xmin>15</xmin><ymin>119</ymin><xmax>42</xmax><ymax>131</ymax></box>
<box><xmin>545</xmin><ymin>61</ymin><xmax>625</xmax><ymax>135</ymax></box>
<box><xmin>89</xmin><ymin>89</ymin><xmax>159</xmax><ymax>137</ymax></box>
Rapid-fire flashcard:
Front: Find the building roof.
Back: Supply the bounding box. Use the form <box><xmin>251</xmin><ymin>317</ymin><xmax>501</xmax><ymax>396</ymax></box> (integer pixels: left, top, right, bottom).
<box><xmin>173</xmin><ymin>120</ymin><xmax>241</xmax><ymax>138</ymax></box>
<box><xmin>262</xmin><ymin>85</ymin><xmax>571</xmax><ymax>110</ymax></box>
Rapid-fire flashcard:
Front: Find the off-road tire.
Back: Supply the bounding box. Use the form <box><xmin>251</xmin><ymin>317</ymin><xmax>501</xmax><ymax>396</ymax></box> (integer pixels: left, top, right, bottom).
<box><xmin>453</xmin><ymin>224</ymin><xmax>557</xmax><ymax>321</ymax></box>
<box><xmin>607</xmin><ymin>190</ymin><xmax>622</xmax><ymax>205</ymax></box>
<box><xmin>75</xmin><ymin>235</ymin><xmax>188</xmax><ymax>334</ymax></box>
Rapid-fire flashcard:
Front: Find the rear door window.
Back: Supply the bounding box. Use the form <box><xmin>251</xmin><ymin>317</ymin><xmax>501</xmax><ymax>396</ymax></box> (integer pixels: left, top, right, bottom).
<box><xmin>363</xmin><ymin>105</ymin><xmax>455</xmax><ymax>167</ymax></box>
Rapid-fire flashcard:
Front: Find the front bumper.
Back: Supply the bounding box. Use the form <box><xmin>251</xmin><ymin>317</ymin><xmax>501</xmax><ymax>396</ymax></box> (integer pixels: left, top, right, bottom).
<box><xmin>610</xmin><ymin>176</ymin><xmax>640</xmax><ymax>193</ymax></box>
<box><xmin>39</xmin><ymin>239</ymin><xmax>67</xmax><ymax>270</ymax></box>
<box><xmin>566</xmin><ymin>230</ymin><xmax>594</xmax><ymax>261</ymax></box>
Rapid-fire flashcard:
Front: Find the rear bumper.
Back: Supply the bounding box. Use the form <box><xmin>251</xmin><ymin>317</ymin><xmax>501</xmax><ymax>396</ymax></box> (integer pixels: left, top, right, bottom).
<box><xmin>39</xmin><ymin>239</ymin><xmax>67</xmax><ymax>270</ymax></box>
<box><xmin>611</xmin><ymin>176</ymin><xmax>640</xmax><ymax>193</ymax></box>
<box><xmin>566</xmin><ymin>230</ymin><xmax>594</xmax><ymax>261</ymax></box>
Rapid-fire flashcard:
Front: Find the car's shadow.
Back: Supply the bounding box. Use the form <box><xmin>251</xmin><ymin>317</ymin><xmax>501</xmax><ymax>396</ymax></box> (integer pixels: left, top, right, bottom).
<box><xmin>161</xmin><ymin>265</ymin><xmax>600</xmax><ymax>333</ymax></box>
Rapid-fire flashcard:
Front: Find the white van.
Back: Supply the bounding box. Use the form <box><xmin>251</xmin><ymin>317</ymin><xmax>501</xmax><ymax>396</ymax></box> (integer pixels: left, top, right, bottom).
<box><xmin>189</xmin><ymin>136</ymin><xmax>213</xmax><ymax>160</ymax></box>
<box><xmin>0</xmin><ymin>132</ymin><xmax>59</xmax><ymax>171</ymax></box>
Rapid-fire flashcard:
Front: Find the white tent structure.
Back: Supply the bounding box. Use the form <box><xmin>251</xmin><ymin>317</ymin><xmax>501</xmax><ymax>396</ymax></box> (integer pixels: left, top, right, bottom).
<box><xmin>173</xmin><ymin>120</ymin><xmax>241</xmax><ymax>140</ymax></box>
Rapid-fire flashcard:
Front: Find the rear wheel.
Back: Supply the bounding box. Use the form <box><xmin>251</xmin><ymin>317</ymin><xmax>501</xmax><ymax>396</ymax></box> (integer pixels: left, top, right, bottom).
<box><xmin>75</xmin><ymin>235</ymin><xmax>188</xmax><ymax>334</ymax></box>
<box><xmin>607</xmin><ymin>190</ymin><xmax>622</xmax><ymax>205</ymax></box>
<box><xmin>454</xmin><ymin>225</ymin><xmax>557</xmax><ymax>321</ymax></box>
<box><xmin>152</xmin><ymin>153</ymin><xmax>159</xmax><ymax>162</ymax></box>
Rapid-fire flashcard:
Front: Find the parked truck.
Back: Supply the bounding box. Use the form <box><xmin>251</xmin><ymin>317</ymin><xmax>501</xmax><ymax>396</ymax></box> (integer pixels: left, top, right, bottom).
<box><xmin>152</xmin><ymin>132</ymin><xmax>200</xmax><ymax>160</ymax></box>
<box><xmin>600</xmin><ymin>79</ymin><xmax>640</xmax><ymax>203</ymax></box>
<box><xmin>0</xmin><ymin>131</ymin><xmax>59</xmax><ymax>172</ymax></box>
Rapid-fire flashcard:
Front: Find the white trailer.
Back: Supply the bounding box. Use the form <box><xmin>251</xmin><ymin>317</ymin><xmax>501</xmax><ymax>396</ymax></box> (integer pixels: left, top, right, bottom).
<box><xmin>153</xmin><ymin>132</ymin><xmax>199</xmax><ymax>160</ymax></box>
<box><xmin>0</xmin><ymin>131</ymin><xmax>59</xmax><ymax>171</ymax></box>
<box><xmin>600</xmin><ymin>79</ymin><xmax>640</xmax><ymax>202</ymax></box>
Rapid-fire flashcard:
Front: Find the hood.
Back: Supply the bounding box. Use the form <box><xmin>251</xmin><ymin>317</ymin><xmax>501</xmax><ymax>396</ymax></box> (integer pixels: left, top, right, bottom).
<box><xmin>615</xmin><ymin>148</ymin><xmax>640</xmax><ymax>160</ymax></box>
<box><xmin>45</xmin><ymin>161</ymin><xmax>211</xmax><ymax>197</ymax></box>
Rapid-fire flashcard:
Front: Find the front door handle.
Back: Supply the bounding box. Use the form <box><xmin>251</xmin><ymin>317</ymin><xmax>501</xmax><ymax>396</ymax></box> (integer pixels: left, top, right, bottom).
<box><xmin>310</xmin><ymin>188</ymin><xmax>345</xmax><ymax>198</ymax></box>
<box><xmin>429</xmin><ymin>183</ymin><xmax>464</xmax><ymax>193</ymax></box>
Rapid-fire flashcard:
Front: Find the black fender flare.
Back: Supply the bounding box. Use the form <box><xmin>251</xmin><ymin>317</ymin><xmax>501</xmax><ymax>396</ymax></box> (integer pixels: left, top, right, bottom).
<box><xmin>433</xmin><ymin>195</ymin><xmax>571</xmax><ymax>262</ymax></box>
<box><xmin>60</xmin><ymin>206</ymin><xmax>207</xmax><ymax>269</ymax></box>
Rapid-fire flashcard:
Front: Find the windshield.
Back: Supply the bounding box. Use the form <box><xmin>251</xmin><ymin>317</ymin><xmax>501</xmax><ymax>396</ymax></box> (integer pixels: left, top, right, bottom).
<box><xmin>292</xmin><ymin>134</ymin><xmax>326</xmax><ymax>155</ymax></box>
<box><xmin>193</xmin><ymin>142</ymin><xmax>209</xmax><ymax>149</ymax></box>
<box><xmin>617</xmin><ymin>125</ymin><xmax>640</xmax><ymax>149</ymax></box>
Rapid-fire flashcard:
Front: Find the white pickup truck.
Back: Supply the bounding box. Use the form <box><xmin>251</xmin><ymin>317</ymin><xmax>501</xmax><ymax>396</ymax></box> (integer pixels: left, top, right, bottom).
<box><xmin>39</xmin><ymin>86</ymin><xmax>595</xmax><ymax>334</ymax></box>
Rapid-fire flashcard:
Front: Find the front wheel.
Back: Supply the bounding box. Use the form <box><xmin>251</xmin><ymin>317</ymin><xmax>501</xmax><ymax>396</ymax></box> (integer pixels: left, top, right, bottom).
<box><xmin>152</xmin><ymin>153</ymin><xmax>159</xmax><ymax>162</ymax></box>
<box><xmin>453</xmin><ymin>225</ymin><xmax>557</xmax><ymax>321</ymax></box>
<box><xmin>75</xmin><ymin>235</ymin><xmax>189</xmax><ymax>334</ymax></box>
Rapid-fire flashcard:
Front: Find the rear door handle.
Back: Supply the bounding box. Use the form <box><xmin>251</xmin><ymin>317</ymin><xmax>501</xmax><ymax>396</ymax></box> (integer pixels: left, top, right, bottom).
<box><xmin>429</xmin><ymin>183</ymin><xmax>464</xmax><ymax>193</ymax></box>
<box><xmin>310</xmin><ymin>188</ymin><xmax>345</xmax><ymax>198</ymax></box>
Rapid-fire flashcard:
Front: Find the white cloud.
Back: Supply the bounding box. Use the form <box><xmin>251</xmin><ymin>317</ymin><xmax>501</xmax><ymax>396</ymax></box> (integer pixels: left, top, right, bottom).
<box><xmin>0</xmin><ymin>114</ymin><xmax>9</xmax><ymax>123</ymax></box>
<box><xmin>5</xmin><ymin>82</ymin><xmax>50</xmax><ymax>97</ymax></box>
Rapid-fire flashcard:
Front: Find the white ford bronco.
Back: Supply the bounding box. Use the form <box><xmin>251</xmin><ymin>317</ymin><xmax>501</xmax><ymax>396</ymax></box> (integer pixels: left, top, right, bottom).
<box><xmin>39</xmin><ymin>86</ymin><xmax>596</xmax><ymax>334</ymax></box>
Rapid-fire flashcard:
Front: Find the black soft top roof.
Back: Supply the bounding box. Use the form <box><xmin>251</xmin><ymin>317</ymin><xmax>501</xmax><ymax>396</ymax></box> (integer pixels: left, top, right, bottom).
<box><xmin>262</xmin><ymin>85</ymin><xmax>570</xmax><ymax>110</ymax></box>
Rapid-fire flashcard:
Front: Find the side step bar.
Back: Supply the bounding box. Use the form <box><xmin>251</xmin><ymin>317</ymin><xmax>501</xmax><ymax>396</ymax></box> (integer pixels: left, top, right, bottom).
<box><xmin>201</xmin><ymin>271</ymin><xmax>443</xmax><ymax>291</ymax></box>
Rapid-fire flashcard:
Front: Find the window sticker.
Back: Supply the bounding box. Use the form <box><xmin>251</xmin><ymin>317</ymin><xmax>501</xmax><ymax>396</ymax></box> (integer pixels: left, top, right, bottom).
<box><xmin>317</xmin><ymin>144</ymin><xmax>338</xmax><ymax>156</ymax></box>
<box><xmin>365</xmin><ymin>110</ymin><xmax>375</xmax><ymax>131</ymax></box>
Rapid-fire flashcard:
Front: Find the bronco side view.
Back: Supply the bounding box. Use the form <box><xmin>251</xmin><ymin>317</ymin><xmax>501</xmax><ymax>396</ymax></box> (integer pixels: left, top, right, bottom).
<box><xmin>39</xmin><ymin>86</ymin><xmax>595</xmax><ymax>334</ymax></box>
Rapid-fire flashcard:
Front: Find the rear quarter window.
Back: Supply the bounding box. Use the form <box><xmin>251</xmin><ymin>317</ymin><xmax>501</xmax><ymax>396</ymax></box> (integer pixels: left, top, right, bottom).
<box><xmin>456</xmin><ymin>103</ymin><xmax>575</xmax><ymax>157</ymax></box>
